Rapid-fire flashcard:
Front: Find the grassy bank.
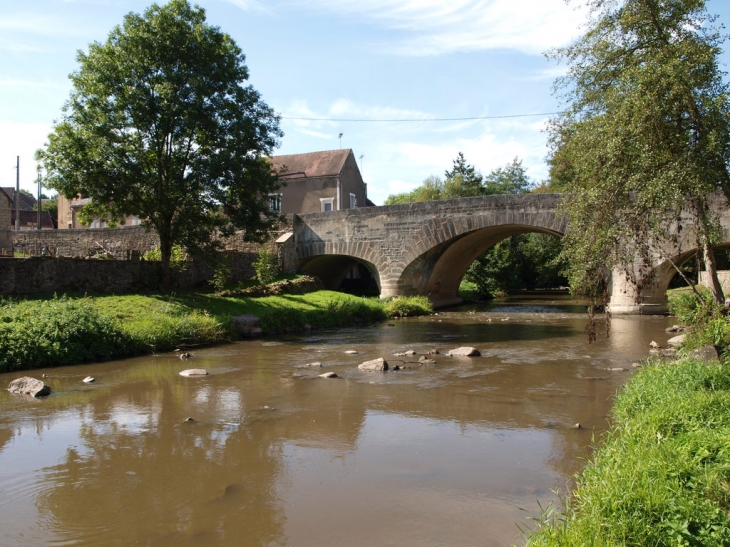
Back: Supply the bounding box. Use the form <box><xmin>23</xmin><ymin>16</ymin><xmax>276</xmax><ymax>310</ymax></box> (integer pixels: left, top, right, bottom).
<box><xmin>526</xmin><ymin>287</ymin><xmax>730</xmax><ymax>546</ymax></box>
<box><xmin>526</xmin><ymin>358</ymin><xmax>730</xmax><ymax>546</ymax></box>
<box><xmin>0</xmin><ymin>290</ymin><xmax>432</xmax><ymax>373</ymax></box>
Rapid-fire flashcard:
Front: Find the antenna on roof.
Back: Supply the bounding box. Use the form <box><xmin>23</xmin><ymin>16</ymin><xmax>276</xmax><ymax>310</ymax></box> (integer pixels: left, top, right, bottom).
<box><xmin>359</xmin><ymin>154</ymin><xmax>364</xmax><ymax>175</ymax></box>
<box><xmin>338</xmin><ymin>133</ymin><xmax>343</xmax><ymax>149</ymax></box>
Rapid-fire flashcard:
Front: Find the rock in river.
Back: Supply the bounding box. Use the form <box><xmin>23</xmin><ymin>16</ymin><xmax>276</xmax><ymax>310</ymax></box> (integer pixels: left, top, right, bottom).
<box><xmin>319</xmin><ymin>372</ymin><xmax>339</xmax><ymax>379</ymax></box>
<box><xmin>447</xmin><ymin>347</ymin><xmax>481</xmax><ymax>357</ymax></box>
<box><xmin>358</xmin><ymin>358</ymin><xmax>389</xmax><ymax>371</ymax></box>
<box><xmin>667</xmin><ymin>334</ymin><xmax>686</xmax><ymax>348</ymax></box>
<box><xmin>8</xmin><ymin>377</ymin><xmax>51</xmax><ymax>397</ymax></box>
<box><xmin>179</xmin><ymin>369</ymin><xmax>208</xmax><ymax>377</ymax></box>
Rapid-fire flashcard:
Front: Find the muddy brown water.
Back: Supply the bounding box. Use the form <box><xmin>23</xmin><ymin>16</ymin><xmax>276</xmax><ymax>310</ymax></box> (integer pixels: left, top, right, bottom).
<box><xmin>0</xmin><ymin>294</ymin><xmax>675</xmax><ymax>547</ymax></box>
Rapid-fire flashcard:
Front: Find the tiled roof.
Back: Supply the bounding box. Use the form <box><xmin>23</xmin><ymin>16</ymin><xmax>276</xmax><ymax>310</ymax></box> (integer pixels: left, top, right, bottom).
<box><xmin>270</xmin><ymin>149</ymin><xmax>351</xmax><ymax>179</ymax></box>
<box><xmin>12</xmin><ymin>209</ymin><xmax>56</xmax><ymax>229</ymax></box>
<box><xmin>1</xmin><ymin>188</ymin><xmax>37</xmax><ymax>211</ymax></box>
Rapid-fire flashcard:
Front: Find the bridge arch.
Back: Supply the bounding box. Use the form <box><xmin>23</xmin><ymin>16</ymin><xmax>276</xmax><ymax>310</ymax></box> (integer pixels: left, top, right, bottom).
<box><xmin>299</xmin><ymin>255</ymin><xmax>381</xmax><ymax>295</ymax></box>
<box><xmin>397</xmin><ymin>224</ymin><xmax>564</xmax><ymax>306</ymax></box>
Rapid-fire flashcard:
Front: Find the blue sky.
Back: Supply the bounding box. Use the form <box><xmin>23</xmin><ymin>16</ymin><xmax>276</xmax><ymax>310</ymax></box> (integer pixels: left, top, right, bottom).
<box><xmin>2</xmin><ymin>0</ymin><xmax>730</xmax><ymax>205</ymax></box>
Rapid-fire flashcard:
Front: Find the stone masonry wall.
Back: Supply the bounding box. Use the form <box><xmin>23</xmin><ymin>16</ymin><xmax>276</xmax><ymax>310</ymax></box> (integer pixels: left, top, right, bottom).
<box><xmin>2</xmin><ymin>221</ymin><xmax>297</xmax><ymax>295</ymax></box>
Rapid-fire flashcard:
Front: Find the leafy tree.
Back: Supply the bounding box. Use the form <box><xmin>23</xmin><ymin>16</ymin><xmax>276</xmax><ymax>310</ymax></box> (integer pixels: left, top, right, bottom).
<box><xmin>483</xmin><ymin>157</ymin><xmax>533</xmax><ymax>195</ymax></box>
<box><xmin>36</xmin><ymin>0</ymin><xmax>282</xmax><ymax>287</ymax></box>
<box><xmin>548</xmin><ymin>0</ymin><xmax>730</xmax><ymax>305</ymax></box>
<box><xmin>384</xmin><ymin>175</ymin><xmax>445</xmax><ymax>204</ymax></box>
<box><xmin>40</xmin><ymin>196</ymin><xmax>58</xmax><ymax>221</ymax></box>
<box><xmin>384</xmin><ymin>153</ymin><xmax>483</xmax><ymax>204</ymax></box>
<box><xmin>444</xmin><ymin>152</ymin><xmax>483</xmax><ymax>196</ymax></box>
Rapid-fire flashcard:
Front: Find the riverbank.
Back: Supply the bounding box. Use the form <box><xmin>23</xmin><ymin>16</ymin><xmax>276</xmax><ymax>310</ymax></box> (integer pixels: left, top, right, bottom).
<box><xmin>525</xmin><ymin>289</ymin><xmax>730</xmax><ymax>546</ymax></box>
<box><xmin>0</xmin><ymin>288</ymin><xmax>432</xmax><ymax>373</ymax></box>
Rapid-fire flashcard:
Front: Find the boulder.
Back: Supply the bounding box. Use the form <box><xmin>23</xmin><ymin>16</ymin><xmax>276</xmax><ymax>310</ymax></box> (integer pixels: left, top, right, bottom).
<box><xmin>419</xmin><ymin>356</ymin><xmax>437</xmax><ymax>365</ymax></box>
<box><xmin>319</xmin><ymin>372</ymin><xmax>338</xmax><ymax>379</ymax></box>
<box><xmin>358</xmin><ymin>358</ymin><xmax>389</xmax><ymax>371</ymax></box>
<box><xmin>393</xmin><ymin>350</ymin><xmax>417</xmax><ymax>357</ymax></box>
<box><xmin>689</xmin><ymin>345</ymin><xmax>720</xmax><ymax>362</ymax></box>
<box><xmin>447</xmin><ymin>347</ymin><xmax>481</xmax><ymax>357</ymax></box>
<box><xmin>8</xmin><ymin>377</ymin><xmax>51</xmax><ymax>397</ymax></box>
<box><xmin>301</xmin><ymin>362</ymin><xmax>322</xmax><ymax>368</ymax></box>
<box><xmin>667</xmin><ymin>334</ymin><xmax>686</xmax><ymax>348</ymax></box>
<box><xmin>231</xmin><ymin>315</ymin><xmax>263</xmax><ymax>337</ymax></box>
<box><xmin>179</xmin><ymin>369</ymin><xmax>208</xmax><ymax>377</ymax></box>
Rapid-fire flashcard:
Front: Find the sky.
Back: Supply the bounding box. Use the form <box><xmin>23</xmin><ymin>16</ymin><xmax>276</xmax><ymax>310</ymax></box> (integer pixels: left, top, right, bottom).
<box><xmin>2</xmin><ymin>0</ymin><xmax>730</xmax><ymax>205</ymax></box>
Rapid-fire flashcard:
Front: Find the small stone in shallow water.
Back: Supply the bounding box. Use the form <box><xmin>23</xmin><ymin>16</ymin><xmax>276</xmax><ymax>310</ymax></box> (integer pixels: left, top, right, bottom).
<box><xmin>82</xmin><ymin>376</ymin><xmax>95</xmax><ymax>383</ymax></box>
<box><xmin>179</xmin><ymin>369</ymin><xmax>208</xmax><ymax>377</ymax></box>
<box><xmin>358</xmin><ymin>358</ymin><xmax>389</xmax><ymax>371</ymax></box>
<box><xmin>184</xmin><ymin>417</ymin><xmax>195</xmax><ymax>423</ymax></box>
<box><xmin>179</xmin><ymin>352</ymin><xmax>192</xmax><ymax>360</ymax></box>
<box><xmin>319</xmin><ymin>372</ymin><xmax>338</xmax><ymax>379</ymax></box>
<box><xmin>447</xmin><ymin>347</ymin><xmax>481</xmax><ymax>357</ymax></box>
<box><xmin>344</xmin><ymin>350</ymin><xmax>358</xmax><ymax>355</ymax></box>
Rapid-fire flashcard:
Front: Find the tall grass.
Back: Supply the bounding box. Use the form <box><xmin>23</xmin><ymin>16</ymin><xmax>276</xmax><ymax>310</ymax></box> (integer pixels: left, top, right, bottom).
<box><xmin>0</xmin><ymin>296</ymin><xmax>131</xmax><ymax>371</ymax></box>
<box><xmin>525</xmin><ymin>359</ymin><xmax>730</xmax><ymax>546</ymax></box>
<box><xmin>0</xmin><ymin>292</ymin><xmax>433</xmax><ymax>372</ymax></box>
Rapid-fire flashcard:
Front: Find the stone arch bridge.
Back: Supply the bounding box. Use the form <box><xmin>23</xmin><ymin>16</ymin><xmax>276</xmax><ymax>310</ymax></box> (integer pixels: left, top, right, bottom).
<box><xmin>285</xmin><ymin>193</ymin><xmax>730</xmax><ymax>314</ymax></box>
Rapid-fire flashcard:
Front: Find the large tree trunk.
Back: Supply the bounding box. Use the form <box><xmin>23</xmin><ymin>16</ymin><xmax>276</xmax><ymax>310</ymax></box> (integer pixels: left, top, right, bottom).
<box><xmin>701</xmin><ymin>238</ymin><xmax>725</xmax><ymax>305</ymax></box>
<box><xmin>160</xmin><ymin>236</ymin><xmax>173</xmax><ymax>290</ymax></box>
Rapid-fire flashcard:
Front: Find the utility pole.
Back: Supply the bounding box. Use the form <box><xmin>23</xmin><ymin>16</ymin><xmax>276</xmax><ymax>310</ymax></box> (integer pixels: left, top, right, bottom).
<box><xmin>14</xmin><ymin>156</ymin><xmax>19</xmax><ymax>231</ymax></box>
<box><xmin>37</xmin><ymin>167</ymin><xmax>42</xmax><ymax>231</ymax></box>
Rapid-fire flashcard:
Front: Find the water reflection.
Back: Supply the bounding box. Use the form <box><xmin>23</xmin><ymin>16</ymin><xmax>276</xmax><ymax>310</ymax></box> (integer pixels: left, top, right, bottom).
<box><xmin>0</xmin><ymin>300</ymin><xmax>673</xmax><ymax>547</ymax></box>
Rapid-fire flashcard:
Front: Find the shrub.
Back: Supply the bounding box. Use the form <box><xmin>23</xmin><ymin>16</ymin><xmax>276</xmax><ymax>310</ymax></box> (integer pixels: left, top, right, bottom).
<box><xmin>382</xmin><ymin>296</ymin><xmax>433</xmax><ymax>318</ymax></box>
<box><xmin>253</xmin><ymin>246</ymin><xmax>279</xmax><ymax>285</ymax></box>
<box><xmin>0</xmin><ymin>297</ymin><xmax>131</xmax><ymax>372</ymax></box>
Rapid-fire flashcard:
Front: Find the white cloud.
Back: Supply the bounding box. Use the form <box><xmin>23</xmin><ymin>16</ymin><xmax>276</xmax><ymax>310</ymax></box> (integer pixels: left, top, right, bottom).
<box><xmin>0</xmin><ymin>120</ymin><xmax>53</xmax><ymax>194</ymax></box>
<box><xmin>222</xmin><ymin>0</ymin><xmax>273</xmax><ymax>14</ymax></box>
<box><xmin>292</xmin><ymin>0</ymin><xmax>587</xmax><ymax>55</ymax></box>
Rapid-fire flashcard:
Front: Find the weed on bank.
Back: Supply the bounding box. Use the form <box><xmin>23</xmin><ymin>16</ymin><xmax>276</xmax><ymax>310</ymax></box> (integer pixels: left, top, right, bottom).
<box><xmin>525</xmin><ymin>358</ymin><xmax>730</xmax><ymax>546</ymax></box>
<box><xmin>0</xmin><ymin>291</ymin><xmax>432</xmax><ymax>373</ymax></box>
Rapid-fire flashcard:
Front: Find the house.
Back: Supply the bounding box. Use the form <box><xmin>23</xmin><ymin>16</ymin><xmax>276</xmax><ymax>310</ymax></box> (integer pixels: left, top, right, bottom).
<box><xmin>56</xmin><ymin>148</ymin><xmax>370</xmax><ymax>228</ymax></box>
<box><xmin>270</xmin><ymin>149</ymin><xmax>371</xmax><ymax>214</ymax></box>
<box><xmin>1</xmin><ymin>187</ymin><xmax>37</xmax><ymax>212</ymax></box>
<box><xmin>11</xmin><ymin>209</ymin><xmax>56</xmax><ymax>230</ymax></box>
<box><xmin>0</xmin><ymin>189</ymin><xmax>12</xmax><ymax>254</ymax></box>
<box><xmin>57</xmin><ymin>195</ymin><xmax>141</xmax><ymax>229</ymax></box>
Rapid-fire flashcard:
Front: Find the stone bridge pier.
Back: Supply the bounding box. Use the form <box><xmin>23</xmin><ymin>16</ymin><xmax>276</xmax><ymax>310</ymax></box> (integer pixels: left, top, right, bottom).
<box><xmin>287</xmin><ymin>193</ymin><xmax>730</xmax><ymax>314</ymax></box>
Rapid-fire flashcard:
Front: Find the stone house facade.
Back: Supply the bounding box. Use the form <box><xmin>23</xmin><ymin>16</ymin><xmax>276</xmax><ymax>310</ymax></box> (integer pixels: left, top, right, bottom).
<box><xmin>57</xmin><ymin>195</ymin><xmax>141</xmax><ymax>229</ymax></box>
<box><xmin>269</xmin><ymin>149</ymin><xmax>370</xmax><ymax>214</ymax></box>
<box><xmin>55</xmin><ymin>148</ymin><xmax>370</xmax><ymax>229</ymax></box>
<box><xmin>0</xmin><ymin>190</ymin><xmax>12</xmax><ymax>254</ymax></box>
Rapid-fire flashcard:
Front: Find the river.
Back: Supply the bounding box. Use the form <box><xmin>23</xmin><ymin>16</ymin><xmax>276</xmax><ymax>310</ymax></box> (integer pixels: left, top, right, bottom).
<box><xmin>0</xmin><ymin>293</ymin><xmax>675</xmax><ymax>547</ymax></box>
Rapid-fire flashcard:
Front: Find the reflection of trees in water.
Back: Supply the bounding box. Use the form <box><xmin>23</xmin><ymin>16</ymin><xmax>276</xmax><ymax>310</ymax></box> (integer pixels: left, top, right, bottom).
<box><xmin>34</xmin><ymin>379</ymin><xmax>288</xmax><ymax>546</ymax></box>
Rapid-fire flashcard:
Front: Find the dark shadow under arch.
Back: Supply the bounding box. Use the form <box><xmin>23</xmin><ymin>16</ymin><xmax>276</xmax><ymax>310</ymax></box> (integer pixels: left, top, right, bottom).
<box><xmin>299</xmin><ymin>255</ymin><xmax>381</xmax><ymax>296</ymax></box>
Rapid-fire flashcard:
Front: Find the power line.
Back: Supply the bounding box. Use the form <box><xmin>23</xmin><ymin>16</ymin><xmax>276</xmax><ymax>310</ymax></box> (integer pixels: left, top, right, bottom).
<box><xmin>280</xmin><ymin>112</ymin><xmax>559</xmax><ymax>122</ymax></box>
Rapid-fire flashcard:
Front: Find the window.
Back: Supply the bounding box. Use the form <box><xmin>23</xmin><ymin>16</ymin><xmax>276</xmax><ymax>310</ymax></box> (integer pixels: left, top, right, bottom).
<box><xmin>320</xmin><ymin>197</ymin><xmax>334</xmax><ymax>212</ymax></box>
<box><xmin>350</xmin><ymin>193</ymin><xmax>357</xmax><ymax>209</ymax></box>
<box><xmin>269</xmin><ymin>193</ymin><xmax>282</xmax><ymax>213</ymax></box>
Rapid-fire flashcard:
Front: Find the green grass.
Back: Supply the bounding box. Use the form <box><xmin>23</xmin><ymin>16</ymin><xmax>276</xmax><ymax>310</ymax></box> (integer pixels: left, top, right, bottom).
<box><xmin>524</xmin><ymin>358</ymin><xmax>730</xmax><ymax>546</ymax></box>
<box><xmin>0</xmin><ymin>291</ymin><xmax>432</xmax><ymax>372</ymax></box>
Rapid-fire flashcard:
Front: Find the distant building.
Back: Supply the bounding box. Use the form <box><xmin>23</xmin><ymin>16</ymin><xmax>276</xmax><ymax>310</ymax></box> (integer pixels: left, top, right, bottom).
<box><xmin>11</xmin><ymin>209</ymin><xmax>56</xmax><ymax>231</ymax></box>
<box><xmin>270</xmin><ymin>149</ymin><xmax>371</xmax><ymax>214</ymax></box>
<box><xmin>56</xmin><ymin>149</ymin><xmax>370</xmax><ymax>229</ymax></box>
<box><xmin>1</xmin><ymin>187</ymin><xmax>37</xmax><ymax>212</ymax></box>
<box><xmin>57</xmin><ymin>195</ymin><xmax>140</xmax><ymax>230</ymax></box>
<box><xmin>0</xmin><ymin>190</ymin><xmax>12</xmax><ymax>254</ymax></box>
